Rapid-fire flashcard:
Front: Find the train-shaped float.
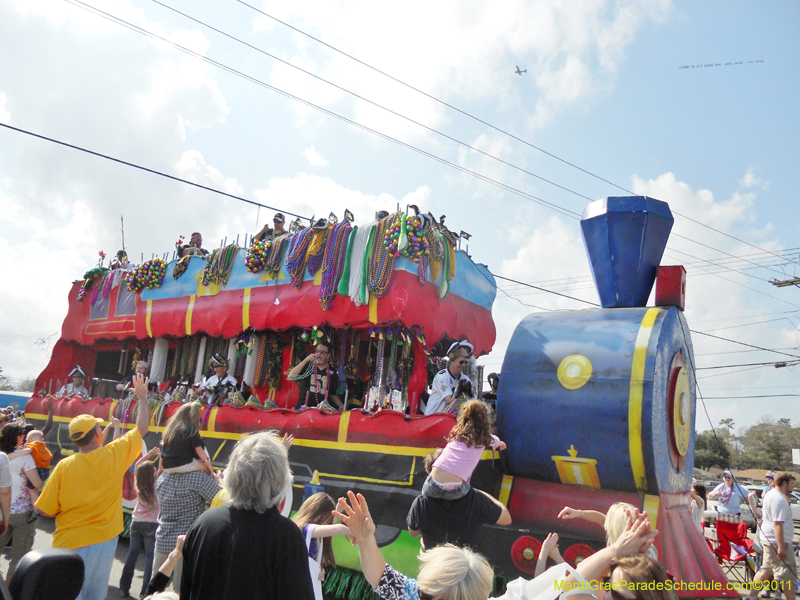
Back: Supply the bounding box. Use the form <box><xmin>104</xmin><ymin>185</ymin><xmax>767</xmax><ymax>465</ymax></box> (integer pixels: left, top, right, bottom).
<box><xmin>26</xmin><ymin>198</ymin><xmax>734</xmax><ymax>597</ymax></box>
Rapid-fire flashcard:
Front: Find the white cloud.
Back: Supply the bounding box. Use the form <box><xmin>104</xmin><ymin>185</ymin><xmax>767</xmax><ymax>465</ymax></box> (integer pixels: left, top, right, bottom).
<box><xmin>256</xmin><ymin>0</ymin><xmax>672</xmax><ymax>137</ymax></box>
<box><xmin>302</xmin><ymin>146</ymin><xmax>329</xmax><ymax>167</ymax></box>
<box><xmin>738</xmin><ymin>167</ymin><xmax>764</xmax><ymax>190</ymax></box>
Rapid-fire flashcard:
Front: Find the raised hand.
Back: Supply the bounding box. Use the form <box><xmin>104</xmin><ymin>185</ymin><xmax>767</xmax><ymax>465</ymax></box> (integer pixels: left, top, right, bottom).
<box><xmin>332</xmin><ymin>491</ymin><xmax>375</xmax><ymax>543</ymax></box>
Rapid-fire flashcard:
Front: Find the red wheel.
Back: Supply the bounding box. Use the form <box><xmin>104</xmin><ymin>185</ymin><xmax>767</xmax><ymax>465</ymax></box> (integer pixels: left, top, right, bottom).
<box><xmin>511</xmin><ymin>536</ymin><xmax>542</xmax><ymax>574</ymax></box>
<box><xmin>562</xmin><ymin>543</ymin><xmax>595</xmax><ymax>567</ymax></box>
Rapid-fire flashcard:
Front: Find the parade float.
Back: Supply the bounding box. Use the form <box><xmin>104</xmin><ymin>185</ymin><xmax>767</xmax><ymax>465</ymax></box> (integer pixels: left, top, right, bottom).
<box><xmin>26</xmin><ymin>200</ymin><xmax>734</xmax><ymax>598</ymax></box>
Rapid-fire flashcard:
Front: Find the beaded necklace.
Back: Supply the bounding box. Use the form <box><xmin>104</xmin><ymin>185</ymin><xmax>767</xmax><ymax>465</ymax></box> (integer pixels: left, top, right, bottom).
<box><xmin>307</xmin><ymin>228</ymin><xmax>331</xmax><ymax>276</ymax></box>
<box><xmin>254</xmin><ymin>335</ymin><xmax>269</xmax><ymax>388</ymax></box>
<box><xmin>719</xmin><ymin>482</ymin><xmax>735</xmax><ymax>505</ymax></box>
<box><xmin>202</xmin><ymin>245</ymin><xmax>240</xmax><ymax>286</ymax></box>
<box><xmin>265</xmin><ymin>234</ymin><xmax>291</xmax><ymax>278</ymax></box>
<box><xmin>311</xmin><ymin>361</ymin><xmax>331</xmax><ymax>406</ymax></box>
<box><xmin>367</xmin><ymin>215</ymin><xmax>397</xmax><ymax>298</ymax></box>
<box><xmin>286</xmin><ymin>228</ymin><xmax>314</xmax><ymax>289</ymax></box>
<box><xmin>320</xmin><ymin>221</ymin><xmax>352</xmax><ymax>310</ymax></box>
<box><xmin>348</xmin><ymin>221</ymin><xmax>376</xmax><ymax>307</ymax></box>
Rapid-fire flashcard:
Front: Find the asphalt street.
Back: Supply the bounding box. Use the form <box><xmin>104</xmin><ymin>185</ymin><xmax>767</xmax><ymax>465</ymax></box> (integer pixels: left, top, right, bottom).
<box><xmin>0</xmin><ymin>516</ymin><xmax>147</xmax><ymax>600</ymax></box>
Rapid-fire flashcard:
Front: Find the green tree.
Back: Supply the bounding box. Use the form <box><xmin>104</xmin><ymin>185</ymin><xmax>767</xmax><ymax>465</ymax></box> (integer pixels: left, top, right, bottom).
<box><xmin>694</xmin><ymin>429</ymin><xmax>733</xmax><ymax>469</ymax></box>
<box><xmin>738</xmin><ymin>417</ymin><xmax>799</xmax><ymax>470</ymax></box>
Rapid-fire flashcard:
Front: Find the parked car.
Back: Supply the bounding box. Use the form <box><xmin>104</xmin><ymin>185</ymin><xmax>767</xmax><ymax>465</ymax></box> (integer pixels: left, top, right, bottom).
<box><xmin>750</xmin><ymin>487</ymin><xmax>800</xmax><ymax>526</ymax></box>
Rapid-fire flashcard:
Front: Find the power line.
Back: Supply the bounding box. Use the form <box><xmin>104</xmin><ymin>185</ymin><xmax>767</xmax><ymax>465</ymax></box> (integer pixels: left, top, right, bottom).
<box><xmin>0</xmin><ymin>122</ymin><xmax>312</xmax><ymax>221</ymax></box>
<box><xmin>64</xmin><ymin>0</ymin><xmax>797</xmax><ymax>290</ymax></box>
<box><xmin>690</xmin><ymin>330</ymin><xmax>800</xmax><ymax>360</ymax></box>
<box><xmin>702</xmin><ymin>394</ymin><xmax>800</xmax><ymax>399</ymax></box>
<box><xmin>150</xmin><ymin>0</ymin><xmax>596</xmax><ymax>206</ymax></box>
<box><xmin>491</xmin><ymin>274</ymin><xmax>599</xmax><ymax>307</ymax></box>
<box><xmin>234</xmin><ymin>0</ymin><xmax>790</xmax><ymax>265</ymax></box>
<box><xmin>695</xmin><ymin>360</ymin><xmax>800</xmax><ymax>370</ymax></box>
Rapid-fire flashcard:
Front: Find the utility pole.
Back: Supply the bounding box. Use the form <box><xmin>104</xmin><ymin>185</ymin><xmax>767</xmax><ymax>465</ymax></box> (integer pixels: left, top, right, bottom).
<box><xmin>770</xmin><ymin>277</ymin><xmax>800</xmax><ymax>287</ymax></box>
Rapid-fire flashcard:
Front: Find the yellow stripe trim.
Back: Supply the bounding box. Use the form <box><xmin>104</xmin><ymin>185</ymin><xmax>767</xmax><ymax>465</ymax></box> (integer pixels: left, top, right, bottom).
<box><xmin>186</xmin><ymin>294</ymin><xmax>196</xmax><ymax>336</ymax></box>
<box><xmin>211</xmin><ymin>440</ymin><xmax>227</xmax><ymax>461</ymax></box>
<box><xmin>108</xmin><ymin>400</ymin><xmax>118</xmax><ymax>421</ymax></box>
<box><xmin>643</xmin><ymin>494</ymin><xmax>660</xmax><ymax>531</ymax></box>
<box><xmin>207</xmin><ymin>407</ymin><xmax>218</xmax><ymax>433</ymax></box>
<box><xmin>29</xmin><ymin>412</ymin><xmax>497</xmax><ymax>458</ymax></box>
<box><xmin>338</xmin><ymin>410</ymin><xmax>351</xmax><ymax>444</ymax></box>
<box><xmin>629</xmin><ymin>307</ymin><xmax>661</xmax><ymax>493</ymax></box>
<box><xmin>369</xmin><ymin>293</ymin><xmax>377</xmax><ymax>324</ymax></box>
<box><xmin>146</xmin><ymin>300</ymin><xmax>153</xmax><ymax>337</ymax></box>
<box><xmin>242</xmin><ymin>288</ymin><xmax>251</xmax><ymax>330</ymax></box>
<box><xmin>499</xmin><ymin>475</ymin><xmax>514</xmax><ymax>507</ymax></box>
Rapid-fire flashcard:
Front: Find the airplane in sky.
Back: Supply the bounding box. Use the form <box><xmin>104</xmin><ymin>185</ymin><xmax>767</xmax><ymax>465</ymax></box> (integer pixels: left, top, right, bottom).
<box><xmin>515</xmin><ymin>66</ymin><xmax>527</xmax><ymax>75</ymax></box>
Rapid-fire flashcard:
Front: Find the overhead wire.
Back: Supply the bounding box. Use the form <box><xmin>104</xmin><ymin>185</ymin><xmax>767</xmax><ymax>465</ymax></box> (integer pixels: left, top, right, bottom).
<box><xmin>0</xmin><ymin>122</ymin><xmax>312</xmax><ymax>221</ymax></box>
<box><xmin>55</xmin><ymin>0</ymin><xmax>797</xmax><ymax>292</ymax></box>
<box><xmin>234</xmin><ymin>0</ymin><xmax>792</xmax><ymax>265</ymax></box>
<box><xmin>12</xmin><ymin>0</ymin><xmax>797</xmax><ymax>334</ymax></box>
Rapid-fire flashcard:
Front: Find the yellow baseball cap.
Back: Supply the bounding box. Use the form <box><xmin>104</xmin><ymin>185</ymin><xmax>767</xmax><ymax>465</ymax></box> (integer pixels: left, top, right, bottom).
<box><xmin>69</xmin><ymin>414</ymin><xmax>103</xmax><ymax>441</ymax></box>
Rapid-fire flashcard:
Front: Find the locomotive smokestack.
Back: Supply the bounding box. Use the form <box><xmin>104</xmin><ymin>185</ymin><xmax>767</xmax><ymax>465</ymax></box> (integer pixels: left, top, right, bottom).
<box><xmin>580</xmin><ymin>196</ymin><xmax>674</xmax><ymax>308</ymax></box>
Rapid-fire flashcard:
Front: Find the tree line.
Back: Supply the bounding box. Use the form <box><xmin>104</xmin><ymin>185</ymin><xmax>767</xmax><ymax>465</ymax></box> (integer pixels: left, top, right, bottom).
<box><xmin>695</xmin><ymin>417</ymin><xmax>799</xmax><ymax>472</ymax></box>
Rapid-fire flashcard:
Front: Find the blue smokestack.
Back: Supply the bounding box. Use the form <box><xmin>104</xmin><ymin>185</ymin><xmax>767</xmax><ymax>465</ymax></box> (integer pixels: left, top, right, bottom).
<box><xmin>580</xmin><ymin>196</ymin><xmax>673</xmax><ymax>308</ymax></box>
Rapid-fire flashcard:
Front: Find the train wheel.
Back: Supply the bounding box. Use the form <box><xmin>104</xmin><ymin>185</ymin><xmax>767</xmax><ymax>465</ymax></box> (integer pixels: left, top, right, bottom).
<box><xmin>511</xmin><ymin>536</ymin><xmax>543</xmax><ymax>574</ymax></box>
<box><xmin>563</xmin><ymin>543</ymin><xmax>596</xmax><ymax>568</ymax></box>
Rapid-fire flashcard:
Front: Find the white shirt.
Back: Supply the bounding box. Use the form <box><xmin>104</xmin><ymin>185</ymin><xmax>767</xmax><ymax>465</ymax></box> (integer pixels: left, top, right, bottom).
<box><xmin>202</xmin><ymin>373</ymin><xmax>237</xmax><ymax>402</ymax></box>
<box><xmin>760</xmin><ymin>487</ymin><xmax>793</xmax><ymax>545</ymax></box>
<box><xmin>424</xmin><ymin>369</ymin><xmax>472</xmax><ymax>415</ymax></box>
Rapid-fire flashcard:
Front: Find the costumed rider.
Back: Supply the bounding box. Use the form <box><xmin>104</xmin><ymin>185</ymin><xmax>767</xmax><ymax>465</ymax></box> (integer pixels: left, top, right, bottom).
<box><xmin>482</xmin><ymin>372</ymin><xmax>499</xmax><ymax>412</ymax></box>
<box><xmin>424</xmin><ymin>341</ymin><xmax>475</xmax><ymax>416</ymax></box>
<box><xmin>116</xmin><ymin>360</ymin><xmax>155</xmax><ymax>395</ymax></box>
<box><xmin>287</xmin><ymin>341</ymin><xmax>343</xmax><ymax>411</ymax></box>
<box><xmin>253</xmin><ymin>212</ymin><xmax>287</xmax><ymax>242</ymax></box>
<box><xmin>58</xmin><ymin>366</ymin><xmax>90</xmax><ymax>398</ymax></box>
<box><xmin>201</xmin><ymin>354</ymin><xmax>237</xmax><ymax>405</ymax></box>
<box><xmin>181</xmin><ymin>232</ymin><xmax>210</xmax><ymax>257</ymax></box>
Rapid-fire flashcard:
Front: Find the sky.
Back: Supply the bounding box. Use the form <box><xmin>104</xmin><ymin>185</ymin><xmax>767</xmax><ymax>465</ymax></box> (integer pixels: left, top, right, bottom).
<box><xmin>1</xmin><ymin>0</ymin><xmax>798</xmax><ymax>434</ymax></box>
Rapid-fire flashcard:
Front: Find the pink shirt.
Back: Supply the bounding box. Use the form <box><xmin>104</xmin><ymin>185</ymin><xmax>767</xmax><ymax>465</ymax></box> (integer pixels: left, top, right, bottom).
<box><xmin>132</xmin><ymin>483</ymin><xmax>159</xmax><ymax>523</ymax></box>
<box><xmin>433</xmin><ymin>435</ymin><xmax>501</xmax><ymax>482</ymax></box>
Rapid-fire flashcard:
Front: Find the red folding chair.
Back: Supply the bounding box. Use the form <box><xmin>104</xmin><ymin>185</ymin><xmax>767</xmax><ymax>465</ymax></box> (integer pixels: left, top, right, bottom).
<box><xmin>712</xmin><ymin>519</ymin><xmax>756</xmax><ymax>583</ymax></box>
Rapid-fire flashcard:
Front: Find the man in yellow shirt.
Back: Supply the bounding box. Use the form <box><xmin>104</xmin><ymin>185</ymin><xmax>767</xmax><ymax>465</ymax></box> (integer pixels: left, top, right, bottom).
<box><xmin>37</xmin><ymin>374</ymin><xmax>152</xmax><ymax>600</ymax></box>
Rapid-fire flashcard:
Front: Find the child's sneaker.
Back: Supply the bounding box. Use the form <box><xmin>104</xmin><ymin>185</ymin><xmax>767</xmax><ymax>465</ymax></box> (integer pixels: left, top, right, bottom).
<box><xmin>759</xmin><ymin>590</ymin><xmax>771</xmax><ymax>598</ymax></box>
<box><xmin>26</xmin><ymin>509</ymin><xmax>40</xmax><ymax>523</ymax></box>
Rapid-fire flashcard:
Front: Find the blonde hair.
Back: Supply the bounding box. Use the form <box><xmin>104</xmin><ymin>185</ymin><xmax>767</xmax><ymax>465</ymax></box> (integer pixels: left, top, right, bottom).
<box><xmin>604</xmin><ymin>502</ymin><xmax>637</xmax><ymax>546</ymax></box>
<box><xmin>162</xmin><ymin>403</ymin><xmax>201</xmax><ymax>446</ymax></box>
<box><xmin>447</xmin><ymin>347</ymin><xmax>471</xmax><ymax>361</ymax></box>
<box><xmin>416</xmin><ymin>544</ymin><xmax>494</xmax><ymax>600</ymax></box>
<box><xmin>26</xmin><ymin>430</ymin><xmax>44</xmax><ymax>443</ymax></box>
<box><xmin>605</xmin><ymin>502</ymin><xmax>659</xmax><ymax>561</ymax></box>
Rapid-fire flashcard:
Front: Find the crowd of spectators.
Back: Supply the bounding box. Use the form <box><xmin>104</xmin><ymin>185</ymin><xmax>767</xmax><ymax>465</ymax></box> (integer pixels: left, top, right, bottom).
<box><xmin>0</xmin><ymin>354</ymin><xmax>770</xmax><ymax>600</ymax></box>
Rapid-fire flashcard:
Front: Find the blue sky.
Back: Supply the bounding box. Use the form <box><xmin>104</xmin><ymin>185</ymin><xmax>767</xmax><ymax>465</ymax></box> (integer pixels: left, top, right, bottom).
<box><xmin>1</xmin><ymin>0</ymin><xmax>798</xmax><ymax>434</ymax></box>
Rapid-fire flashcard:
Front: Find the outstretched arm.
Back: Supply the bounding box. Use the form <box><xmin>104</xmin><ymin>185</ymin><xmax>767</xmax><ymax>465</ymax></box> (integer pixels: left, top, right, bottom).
<box><xmin>133</xmin><ymin>374</ymin><xmax>151</xmax><ymax>437</ymax></box>
<box><xmin>136</xmin><ymin>446</ymin><xmax>160</xmax><ymax>468</ymax></box>
<box><xmin>308</xmin><ymin>524</ymin><xmax>352</xmax><ymax>538</ymax></box>
<box><xmin>332</xmin><ymin>491</ymin><xmax>384</xmax><ymax>589</ymax></box>
<box><xmin>558</xmin><ymin>506</ymin><xmax>606</xmax><ymax>526</ymax></box>
<box><xmin>41</xmin><ymin>400</ymin><xmax>55</xmax><ymax>437</ymax></box>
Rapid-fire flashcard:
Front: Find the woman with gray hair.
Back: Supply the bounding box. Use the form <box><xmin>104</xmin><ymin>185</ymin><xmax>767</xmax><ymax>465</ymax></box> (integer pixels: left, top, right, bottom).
<box><xmin>179</xmin><ymin>431</ymin><xmax>314</xmax><ymax>600</ymax></box>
